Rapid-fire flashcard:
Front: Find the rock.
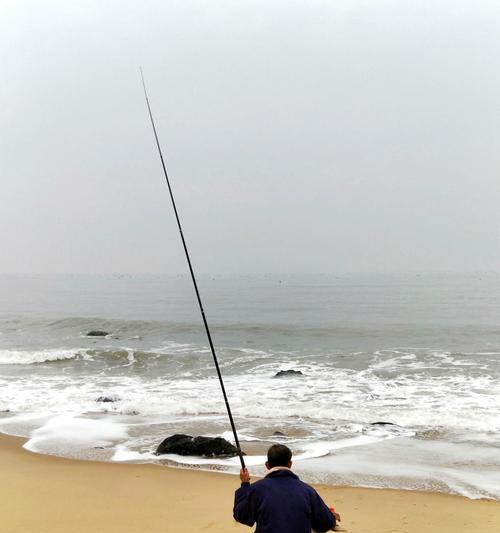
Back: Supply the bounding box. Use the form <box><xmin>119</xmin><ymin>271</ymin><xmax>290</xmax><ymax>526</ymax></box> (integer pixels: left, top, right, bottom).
<box><xmin>96</xmin><ymin>396</ymin><xmax>118</xmax><ymax>403</ymax></box>
<box><xmin>416</xmin><ymin>429</ymin><xmax>443</xmax><ymax>440</ymax></box>
<box><xmin>274</xmin><ymin>369</ymin><xmax>303</xmax><ymax>378</ymax></box>
<box><xmin>272</xmin><ymin>431</ymin><xmax>286</xmax><ymax>438</ymax></box>
<box><xmin>155</xmin><ymin>434</ymin><xmax>238</xmax><ymax>457</ymax></box>
<box><xmin>123</xmin><ymin>409</ymin><xmax>139</xmax><ymax>415</ymax></box>
<box><xmin>368</xmin><ymin>422</ymin><xmax>411</xmax><ymax>438</ymax></box>
<box><xmin>86</xmin><ymin>330</ymin><xmax>109</xmax><ymax>337</ymax></box>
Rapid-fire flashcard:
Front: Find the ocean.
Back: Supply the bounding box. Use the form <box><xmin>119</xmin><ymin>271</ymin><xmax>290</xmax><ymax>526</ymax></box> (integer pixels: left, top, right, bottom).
<box><xmin>0</xmin><ymin>272</ymin><xmax>499</xmax><ymax>499</ymax></box>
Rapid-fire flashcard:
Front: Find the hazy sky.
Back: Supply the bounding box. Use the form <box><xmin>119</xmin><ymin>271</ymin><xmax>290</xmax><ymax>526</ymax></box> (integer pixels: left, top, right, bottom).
<box><xmin>1</xmin><ymin>0</ymin><xmax>499</xmax><ymax>274</ymax></box>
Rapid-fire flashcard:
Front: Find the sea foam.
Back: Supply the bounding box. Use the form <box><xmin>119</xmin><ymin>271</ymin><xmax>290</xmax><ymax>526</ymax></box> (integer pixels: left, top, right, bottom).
<box><xmin>23</xmin><ymin>414</ymin><xmax>128</xmax><ymax>453</ymax></box>
<box><xmin>0</xmin><ymin>349</ymin><xmax>79</xmax><ymax>365</ymax></box>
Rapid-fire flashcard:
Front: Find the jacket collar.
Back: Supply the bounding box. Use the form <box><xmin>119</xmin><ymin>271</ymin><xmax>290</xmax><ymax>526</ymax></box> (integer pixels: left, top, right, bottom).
<box><xmin>265</xmin><ymin>467</ymin><xmax>299</xmax><ymax>479</ymax></box>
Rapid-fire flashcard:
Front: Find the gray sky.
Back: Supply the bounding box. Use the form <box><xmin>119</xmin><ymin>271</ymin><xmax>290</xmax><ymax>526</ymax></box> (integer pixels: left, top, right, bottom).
<box><xmin>1</xmin><ymin>0</ymin><xmax>499</xmax><ymax>274</ymax></box>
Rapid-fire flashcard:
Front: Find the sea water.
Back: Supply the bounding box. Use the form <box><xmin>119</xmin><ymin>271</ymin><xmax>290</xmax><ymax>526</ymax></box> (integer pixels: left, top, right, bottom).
<box><xmin>0</xmin><ymin>272</ymin><xmax>499</xmax><ymax>499</ymax></box>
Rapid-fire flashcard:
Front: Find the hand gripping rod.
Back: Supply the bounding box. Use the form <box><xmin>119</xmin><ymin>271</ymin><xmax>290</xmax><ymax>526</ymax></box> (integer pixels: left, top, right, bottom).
<box><xmin>140</xmin><ymin>68</ymin><xmax>246</xmax><ymax>469</ymax></box>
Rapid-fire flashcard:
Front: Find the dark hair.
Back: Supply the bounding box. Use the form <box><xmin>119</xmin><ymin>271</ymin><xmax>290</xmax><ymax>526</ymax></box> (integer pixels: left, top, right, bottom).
<box><xmin>267</xmin><ymin>444</ymin><xmax>292</xmax><ymax>467</ymax></box>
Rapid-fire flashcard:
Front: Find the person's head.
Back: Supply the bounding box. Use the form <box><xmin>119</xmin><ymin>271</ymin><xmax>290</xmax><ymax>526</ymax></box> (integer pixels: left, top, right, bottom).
<box><xmin>265</xmin><ymin>444</ymin><xmax>293</xmax><ymax>470</ymax></box>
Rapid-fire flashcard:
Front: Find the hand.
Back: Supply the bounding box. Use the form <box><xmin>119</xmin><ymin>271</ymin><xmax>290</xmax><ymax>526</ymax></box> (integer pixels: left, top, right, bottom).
<box><xmin>334</xmin><ymin>512</ymin><xmax>341</xmax><ymax>523</ymax></box>
<box><xmin>239</xmin><ymin>468</ymin><xmax>250</xmax><ymax>483</ymax></box>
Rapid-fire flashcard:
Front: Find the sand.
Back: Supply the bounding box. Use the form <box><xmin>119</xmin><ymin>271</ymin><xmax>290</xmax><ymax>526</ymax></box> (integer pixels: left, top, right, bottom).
<box><xmin>0</xmin><ymin>434</ymin><xmax>498</xmax><ymax>533</ymax></box>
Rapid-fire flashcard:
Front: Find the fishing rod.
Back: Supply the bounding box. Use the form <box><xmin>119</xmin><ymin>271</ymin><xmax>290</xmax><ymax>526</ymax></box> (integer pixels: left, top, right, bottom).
<box><xmin>140</xmin><ymin>68</ymin><xmax>246</xmax><ymax>470</ymax></box>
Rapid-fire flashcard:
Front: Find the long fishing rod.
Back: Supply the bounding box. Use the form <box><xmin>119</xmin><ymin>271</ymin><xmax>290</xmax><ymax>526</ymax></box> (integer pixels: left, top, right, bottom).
<box><xmin>140</xmin><ymin>68</ymin><xmax>246</xmax><ymax>470</ymax></box>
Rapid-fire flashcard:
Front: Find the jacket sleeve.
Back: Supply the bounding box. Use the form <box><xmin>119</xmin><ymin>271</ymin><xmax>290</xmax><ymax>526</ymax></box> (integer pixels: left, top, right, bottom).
<box><xmin>309</xmin><ymin>488</ymin><xmax>336</xmax><ymax>533</ymax></box>
<box><xmin>233</xmin><ymin>483</ymin><xmax>257</xmax><ymax>527</ymax></box>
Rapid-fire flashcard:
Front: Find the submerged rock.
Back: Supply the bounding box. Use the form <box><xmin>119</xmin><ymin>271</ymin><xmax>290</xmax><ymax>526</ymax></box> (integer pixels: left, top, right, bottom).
<box><xmin>272</xmin><ymin>431</ymin><xmax>287</xmax><ymax>438</ymax></box>
<box><xmin>96</xmin><ymin>396</ymin><xmax>118</xmax><ymax>403</ymax></box>
<box><xmin>367</xmin><ymin>422</ymin><xmax>413</xmax><ymax>438</ymax></box>
<box><xmin>86</xmin><ymin>330</ymin><xmax>109</xmax><ymax>337</ymax></box>
<box><xmin>416</xmin><ymin>428</ymin><xmax>444</xmax><ymax>440</ymax></box>
<box><xmin>274</xmin><ymin>369</ymin><xmax>303</xmax><ymax>378</ymax></box>
<box><xmin>155</xmin><ymin>434</ymin><xmax>238</xmax><ymax>457</ymax></box>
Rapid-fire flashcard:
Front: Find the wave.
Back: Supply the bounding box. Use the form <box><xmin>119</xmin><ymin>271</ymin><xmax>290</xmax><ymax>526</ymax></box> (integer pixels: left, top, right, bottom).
<box><xmin>0</xmin><ymin>343</ymin><xmax>276</xmax><ymax>368</ymax></box>
<box><xmin>0</xmin><ymin>349</ymin><xmax>80</xmax><ymax>365</ymax></box>
<box><xmin>8</xmin><ymin>314</ymin><xmax>478</xmax><ymax>339</ymax></box>
<box><xmin>0</xmin><ymin>344</ymin><xmax>201</xmax><ymax>366</ymax></box>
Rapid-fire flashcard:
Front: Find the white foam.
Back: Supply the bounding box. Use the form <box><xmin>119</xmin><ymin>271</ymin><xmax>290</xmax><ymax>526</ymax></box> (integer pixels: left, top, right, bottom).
<box><xmin>2</xmin><ymin>355</ymin><xmax>499</xmax><ymax>432</ymax></box>
<box><xmin>111</xmin><ymin>446</ymin><xmax>158</xmax><ymax>462</ymax></box>
<box><xmin>299</xmin><ymin>441</ymin><xmax>500</xmax><ymax>500</ymax></box>
<box><xmin>111</xmin><ymin>446</ymin><xmax>330</xmax><ymax>468</ymax></box>
<box><xmin>0</xmin><ymin>349</ymin><xmax>79</xmax><ymax>365</ymax></box>
<box><xmin>0</xmin><ymin>412</ymin><xmax>54</xmax><ymax>437</ymax></box>
<box><xmin>23</xmin><ymin>414</ymin><xmax>128</xmax><ymax>453</ymax></box>
<box><xmin>305</xmin><ymin>434</ymin><xmax>393</xmax><ymax>452</ymax></box>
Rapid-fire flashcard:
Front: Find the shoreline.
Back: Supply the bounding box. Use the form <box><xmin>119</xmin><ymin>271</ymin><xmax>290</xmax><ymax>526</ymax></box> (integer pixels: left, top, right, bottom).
<box><xmin>1</xmin><ymin>434</ymin><xmax>499</xmax><ymax>532</ymax></box>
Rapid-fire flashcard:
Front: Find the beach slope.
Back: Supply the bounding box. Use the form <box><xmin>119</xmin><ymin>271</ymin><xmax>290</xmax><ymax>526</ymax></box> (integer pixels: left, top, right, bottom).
<box><xmin>0</xmin><ymin>435</ymin><xmax>498</xmax><ymax>533</ymax></box>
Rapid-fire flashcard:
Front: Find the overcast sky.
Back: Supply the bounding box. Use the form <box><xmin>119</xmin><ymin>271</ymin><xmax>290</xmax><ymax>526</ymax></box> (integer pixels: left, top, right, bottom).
<box><xmin>1</xmin><ymin>0</ymin><xmax>499</xmax><ymax>274</ymax></box>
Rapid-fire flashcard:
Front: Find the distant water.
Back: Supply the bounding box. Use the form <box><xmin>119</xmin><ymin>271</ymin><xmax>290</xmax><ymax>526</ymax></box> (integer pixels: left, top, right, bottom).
<box><xmin>0</xmin><ymin>273</ymin><xmax>499</xmax><ymax>499</ymax></box>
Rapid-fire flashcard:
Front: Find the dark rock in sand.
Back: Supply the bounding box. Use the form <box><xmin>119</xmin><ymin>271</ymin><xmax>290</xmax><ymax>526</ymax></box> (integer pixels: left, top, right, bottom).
<box><xmin>96</xmin><ymin>396</ymin><xmax>118</xmax><ymax>403</ymax></box>
<box><xmin>272</xmin><ymin>431</ymin><xmax>287</xmax><ymax>438</ymax></box>
<box><xmin>274</xmin><ymin>369</ymin><xmax>303</xmax><ymax>378</ymax></box>
<box><xmin>87</xmin><ymin>330</ymin><xmax>109</xmax><ymax>337</ymax></box>
<box><xmin>155</xmin><ymin>434</ymin><xmax>238</xmax><ymax>457</ymax></box>
<box><xmin>371</xmin><ymin>421</ymin><xmax>396</xmax><ymax>426</ymax></box>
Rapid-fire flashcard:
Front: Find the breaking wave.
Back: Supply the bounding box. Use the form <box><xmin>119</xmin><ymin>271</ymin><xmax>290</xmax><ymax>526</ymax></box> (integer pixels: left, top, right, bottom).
<box><xmin>0</xmin><ymin>349</ymin><xmax>80</xmax><ymax>365</ymax></box>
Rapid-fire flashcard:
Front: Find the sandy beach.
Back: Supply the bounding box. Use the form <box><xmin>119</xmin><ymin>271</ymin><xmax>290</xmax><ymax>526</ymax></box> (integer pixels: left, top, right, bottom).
<box><xmin>0</xmin><ymin>434</ymin><xmax>498</xmax><ymax>533</ymax></box>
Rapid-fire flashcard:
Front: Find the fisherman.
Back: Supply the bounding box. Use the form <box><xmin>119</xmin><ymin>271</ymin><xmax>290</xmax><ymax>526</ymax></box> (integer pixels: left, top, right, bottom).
<box><xmin>233</xmin><ymin>444</ymin><xmax>340</xmax><ymax>532</ymax></box>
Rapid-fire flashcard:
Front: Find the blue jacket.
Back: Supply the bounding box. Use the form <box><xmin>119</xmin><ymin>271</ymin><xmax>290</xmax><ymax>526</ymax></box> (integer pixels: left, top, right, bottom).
<box><xmin>233</xmin><ymin>470</ymin><xmax>335</xmax><ymax>533</ymax></box>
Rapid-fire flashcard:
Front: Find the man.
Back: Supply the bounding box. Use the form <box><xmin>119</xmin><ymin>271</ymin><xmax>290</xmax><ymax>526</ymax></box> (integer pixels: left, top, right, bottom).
<box><xmin>233</xmin><ymin>444</ymin><xmax>340</xmax><ymax>533</ymax></box>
